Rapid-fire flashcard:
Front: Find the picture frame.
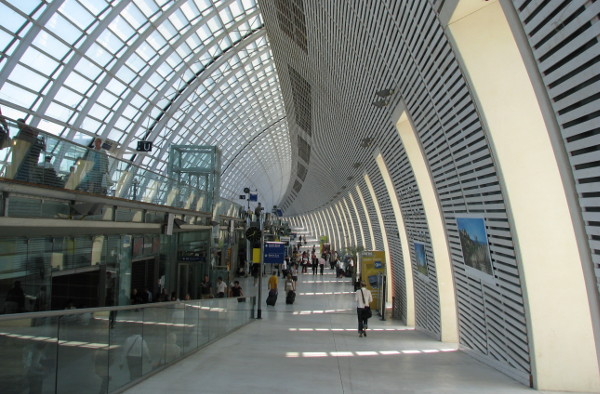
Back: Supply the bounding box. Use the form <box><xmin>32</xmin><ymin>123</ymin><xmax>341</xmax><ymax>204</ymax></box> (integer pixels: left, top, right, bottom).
<box><xmin>456</xmin><ymin>216</ymin><xmax>493</xmax><ymax>276</ymax></box>
<box><xmin>414</xmin><ymin>241</ymin><xmax>428</xmax><ymax>276</ymax></box>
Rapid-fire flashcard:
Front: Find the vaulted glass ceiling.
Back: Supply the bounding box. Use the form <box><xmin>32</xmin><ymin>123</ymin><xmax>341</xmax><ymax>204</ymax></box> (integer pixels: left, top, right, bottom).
<box><xmin>0</xmin><ymin>0</ymin><xmax>291</xmax><ymax>208</ymax></box>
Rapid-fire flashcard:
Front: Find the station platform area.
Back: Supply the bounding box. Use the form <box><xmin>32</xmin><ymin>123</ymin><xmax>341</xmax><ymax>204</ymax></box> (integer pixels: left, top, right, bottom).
<box><xmin>124</xmin><ymin>269</ymin><xmax>566</xmax><ymax>394</ymax></box>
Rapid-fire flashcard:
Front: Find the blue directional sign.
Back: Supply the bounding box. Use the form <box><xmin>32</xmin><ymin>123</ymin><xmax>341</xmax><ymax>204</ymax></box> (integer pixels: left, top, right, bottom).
<box><xmin>264</xmin><ymin>242</ymin><xmax>286</xmax><ymax>264</ymax></box>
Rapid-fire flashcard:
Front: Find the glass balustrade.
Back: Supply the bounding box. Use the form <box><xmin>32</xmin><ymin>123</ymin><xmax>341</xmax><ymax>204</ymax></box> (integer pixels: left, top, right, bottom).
<box><xmin>0</xmin><ymin>297</ymin><xmax>255</xmax><ymax>393</ymax></box>
<box><xmin>0</xmin><ymin>117</ymin><xmax>216</xmax><ymax>213</ymax></box>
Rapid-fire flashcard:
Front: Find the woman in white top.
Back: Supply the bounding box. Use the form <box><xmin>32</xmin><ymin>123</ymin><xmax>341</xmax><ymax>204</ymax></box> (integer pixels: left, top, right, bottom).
<box><xmin>355</xmin><ymin>281</ymin><xmax>373</xmax><ymax>337</ymax></box>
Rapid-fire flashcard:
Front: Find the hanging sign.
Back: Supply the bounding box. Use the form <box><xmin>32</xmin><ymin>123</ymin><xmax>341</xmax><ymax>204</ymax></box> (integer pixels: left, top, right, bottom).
<box><xmin>263</xmin><ymin>241</ymin><xmax>286</xmax><ymax>264</ymax></box>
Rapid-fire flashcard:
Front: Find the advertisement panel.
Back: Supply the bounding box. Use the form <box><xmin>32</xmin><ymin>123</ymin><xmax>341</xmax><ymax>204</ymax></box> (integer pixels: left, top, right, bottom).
<box><xmin>359</xmin><ymin>250</ymin><xmax>386</xmax><ymax>309</ymax></box>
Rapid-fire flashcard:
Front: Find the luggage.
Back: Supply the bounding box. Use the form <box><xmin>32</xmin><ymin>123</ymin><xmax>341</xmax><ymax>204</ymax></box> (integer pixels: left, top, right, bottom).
<box><xmin>266</xmin><ymin>289</ymin><xmax>278</xmax><ymax>306</ymax></box>
<box><xmin>286</xmin><ymin>290</ymin><xmax>296</xmax><ymax>304</ymax></box>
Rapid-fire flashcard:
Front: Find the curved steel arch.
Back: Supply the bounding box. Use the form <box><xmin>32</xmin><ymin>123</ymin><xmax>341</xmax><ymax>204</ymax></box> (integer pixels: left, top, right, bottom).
<box><xmin>141</xmin><ymin>37</ymin><xmax>277</xmax><ymax>166</ymax></box>
<box><xmin>137</xmin><ymin>30</ymin><xmax>272</xmax><ymax>169</ymax></box>
<box><xmin>67</xmin><ymin>1</ymin><xmax>257</xmax><ymax>143</ymax></box>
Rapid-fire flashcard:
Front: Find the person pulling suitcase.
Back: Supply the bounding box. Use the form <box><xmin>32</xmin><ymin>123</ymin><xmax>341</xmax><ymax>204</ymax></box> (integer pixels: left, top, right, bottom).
<box><xmin>284</xmin><ymin>274</ymin><xmax>296</xmax><ymax>304</ymax></box>
<box><xmin>266</xmin><ymin>271</ymin><xmax>278</xmax><ymax>306</ymax></box>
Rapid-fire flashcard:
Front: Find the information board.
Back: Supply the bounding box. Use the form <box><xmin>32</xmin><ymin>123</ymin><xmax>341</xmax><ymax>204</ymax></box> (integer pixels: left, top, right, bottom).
<box><xmin>263</xmin><ymin>242</ymin><xmax>286</xmax><ymax>264</ymax></box>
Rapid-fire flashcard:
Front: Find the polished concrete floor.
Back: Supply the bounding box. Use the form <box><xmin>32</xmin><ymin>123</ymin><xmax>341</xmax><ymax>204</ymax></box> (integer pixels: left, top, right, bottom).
<box><xmin>124</xmin><ymin>268</ymin><xmax>575</xmax><ymax>394</ymax></box>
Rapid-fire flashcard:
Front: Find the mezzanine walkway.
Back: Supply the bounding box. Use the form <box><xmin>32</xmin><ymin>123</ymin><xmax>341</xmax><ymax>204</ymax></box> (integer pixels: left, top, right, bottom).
<box><xmin>124</xmin><ymin>269</ymin><xmax>573</xmax><ymax>394</ymax></box>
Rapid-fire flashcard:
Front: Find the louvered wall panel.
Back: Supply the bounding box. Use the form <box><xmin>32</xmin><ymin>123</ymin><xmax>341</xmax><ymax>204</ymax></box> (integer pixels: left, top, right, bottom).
<box><xmin>366</xmin><ymin>166</ymin><xmax>403</xmax><ymax>316</ymax></box>
<box><xmin>349</xmin><ymin>187</ymin><xmax>370</xmax><ymax>249</ymax></box>
<box><xmin>306</xmin><ymin>214</ymin><xmax>316</xmax><ymax>239</ymax></box>
<box><xmin>371</xmin><ymin>126</ymin><xmax>442</xmax><ymax>335</ymax></box>
<box><xmin>338</xmin><ymin>200</ymin><xmax>352</xmax><ymax>247</ymax></box>
<box><xmin>513</xmin><ymin>0</ymin><xmax>600</xmax><ymax>294</ymax></box>
<box><xmin>332</xmin><ymin>205</ymin><xmax>345</xmax><ymax>248</ymax></box>
<box><xmin>345</xmin><ymin>194</ymin><xmax>363</xmax><ymax>247</ymax></box>
<box><xmin>303</xmin><ymin>215</ymin><xmax>311</xmax><ymax>237</ymax></box>
<box><xmin>324</xmin><ymin>208</ymin><xmax>337</xmax><ymax>247</ymax></box>
<box><xmin>378</xmin><ymin>136</ymin><xmax>410</xmax><ymax>322</ymax></box>
<box><xmin>392</xmin><ymin>0</ymin><xmax>529</xmax><ymax>382</ymax></box>
<box><xmin>357</xmin><ymin>180</ymin><xmax>384</xmax><ymax>251</ymax></box>
<box><xmin>267</xmin><ymin>0</ymin><xmax>542</xmax><ymax>384</ymax></box>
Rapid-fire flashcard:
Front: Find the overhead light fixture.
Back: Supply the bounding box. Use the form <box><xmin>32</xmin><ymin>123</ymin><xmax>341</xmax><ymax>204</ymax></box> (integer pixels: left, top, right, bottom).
<box><xmin>353</xmin><ymin>162</ymin><xmax>361</xmax><ymax>169</ymax></box>
<box><xmin>372</xmin><ymin>99</ymin><xmax>388</xmax><ymax>108</ymax></box>
<box><xmin>376</xmin><ymin>88</ymin><xmax>395</xmax><ymax>97</ymax></box>
<box><xmin>163</xmin><ymin>214</ymin><xmax>186</xmax><ymax>235</ymax></box>
<box><xmin>360</xmin><ymin>137</ymin><xmax>373</xmax><ymax>148</ymax></box>
<box><xmin>173</xmin><ymin>218</ymin><xmax>186</xmax><ymax>229</ymax></box>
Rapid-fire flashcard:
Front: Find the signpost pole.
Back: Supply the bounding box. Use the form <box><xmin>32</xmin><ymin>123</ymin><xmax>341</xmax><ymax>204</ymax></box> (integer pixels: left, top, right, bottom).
<box><xmin>380</xmin><ymin>274</ymin><xmax>387</xmax><ymax>321</ymax></box>
<box><xmin>257</xmin><ymin>219</ymin><xmax>264</xmax><ymax>319</ymax></box>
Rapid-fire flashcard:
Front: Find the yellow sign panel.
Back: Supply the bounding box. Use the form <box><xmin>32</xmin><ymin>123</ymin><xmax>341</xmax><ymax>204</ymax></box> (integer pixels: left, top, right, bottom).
<box><xmin>252</xmin><ymin>248</ymin><xmax>261</xmax><ymax>263</ymax></box>
<box><xmin>359</xmin><ymin>250</ymin><xmax>386</xmax><ymax>309</ymax></box>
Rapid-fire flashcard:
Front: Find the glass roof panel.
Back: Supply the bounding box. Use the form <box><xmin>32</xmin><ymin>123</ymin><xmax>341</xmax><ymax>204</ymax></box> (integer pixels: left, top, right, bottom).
<box><xmin>0</xmin><ymin>0</ymin><xmax>291</xmax><ymax>207</ymax></box>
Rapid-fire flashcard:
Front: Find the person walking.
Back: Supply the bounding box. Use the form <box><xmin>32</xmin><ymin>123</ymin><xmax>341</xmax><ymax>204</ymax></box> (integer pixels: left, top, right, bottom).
<box><xmin>215</xmin><ymin>276</ymin><xmax>227</xmax><ymax>298</ymax></box>
<box><xmin>301</xmin><ymin>251</ymin><xmax>308</xmax><ymax>273</ymax></box>
<box><xmin>355</xmin><ymin>281</ymin><xmax>373</xmax><ymax>337</ymax></box>
<box><xmin>268</xmin><ymin>271</ymin><xmax>278</xmax><ymax>292</ymax></box>
<box><xmin>284</xmin><ymin>274</ymin><xmax>296</xmax><ymax>292</ymax></box>
<box><xmin>291</xmin><ymin>262</ymin><xmax>299</xmax><ymax>286</ymax></box>
<box><xmin>347</xmin><ymin>257</ymin><xmax>355</xmax><ymax>278</ymax></box>
<box><xmin>285</xmin><ymin>274</ymin><xmax>296</xmax><ymax>304</ymax></box>
<box><xmin>319</xmin><ymin>255</ymin><xmax>325</xmax><ymax>275</ymax></box>
<box><xmin>199</xmin><ymin>274</ymin><xmax>212</xmax><ymax>299</ymax></box>
<box><xmin>122</xmin><ymin>333</ymin><xmax>151</xmax><ymax>380</ymax></box>
<box><xmin>281</xmin><ymin>257</ymin><xmax>289</xmax><ymax>277</ymax></box>
<box><xmin>266</xmin><ymin>271</ymin><xmax>278</xmax><ymax>306</ymax></box>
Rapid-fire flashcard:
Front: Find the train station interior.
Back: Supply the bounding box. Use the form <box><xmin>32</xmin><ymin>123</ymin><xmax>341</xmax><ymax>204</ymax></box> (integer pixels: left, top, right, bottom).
<box><xmin>0</xmin><ymin>0</ymin><xmax>598</xmax><ymax>393</ymax></box>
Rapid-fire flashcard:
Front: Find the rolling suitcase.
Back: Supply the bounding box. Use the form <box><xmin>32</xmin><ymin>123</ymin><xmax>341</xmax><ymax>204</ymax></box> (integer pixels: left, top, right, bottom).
<box><xmin>266</xmin><ymin>289</ymin><xmax>278</xmax><ymax>306</ymax></box>
<box><xmin>286</xmin><ymin>290</ymin><xmax>296</xmax><ymax>304</ymax></box>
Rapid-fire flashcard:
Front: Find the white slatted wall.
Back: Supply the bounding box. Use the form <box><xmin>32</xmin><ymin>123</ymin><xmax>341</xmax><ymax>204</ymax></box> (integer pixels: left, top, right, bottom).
<box><xmin>266</xmin><ymin>0</ymin><xmax>542</xmax><ymax>384</ymax></box>
<box><xmin>512</xmin><ymin>0</ymin><xmax>600</xmax><ymax>295</ymax></box>
<box><xmin>395</xmin><ymin>1</ymin><xmax>530</xmax><ymax>380</ymax></box>
<box><xmin>357</xmin><ymin>180</ymin><xmax>384</xmax><ymax>251</ymax></box>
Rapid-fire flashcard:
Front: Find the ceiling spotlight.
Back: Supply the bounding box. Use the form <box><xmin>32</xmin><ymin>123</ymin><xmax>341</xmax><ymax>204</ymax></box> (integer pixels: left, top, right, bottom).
<box><xmin>360</xmin><ymin>137</ymin><xmax>373</xmax><ymax>148</ymax></box>
<box><xmin>173</xmin><ymin>218</ymin><xmax>187</xmax><ymax>229</ymax></box>
<box><xmin>353</xmin><ymin>162</ymin><xmax>361</xmax><ymax>169</ymax></box>
<box><xmin>376</xmin><ymin>88</ymin><xmax>395</xmax><ymax>97</ymax></box>
<box><xmin>372</xmin><ymin>99</ymin><xmax>388</xmax><ymax>108</ymax></box>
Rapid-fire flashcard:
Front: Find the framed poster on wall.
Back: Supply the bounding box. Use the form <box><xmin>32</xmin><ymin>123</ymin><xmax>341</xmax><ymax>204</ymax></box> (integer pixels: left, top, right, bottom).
<box><xmin>456</xmin><ymin>216</ymin><xmax>493</xmax><ymax>276</ymax></box>
<box><xmin>414</xmin><ymin>241</ymin><xmax>428</xmax><ymax>276</ymax></box>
